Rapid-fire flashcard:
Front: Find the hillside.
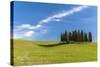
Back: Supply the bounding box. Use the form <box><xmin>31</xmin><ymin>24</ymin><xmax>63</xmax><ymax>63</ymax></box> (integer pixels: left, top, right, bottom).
<box><xmin>12</xmin><ymin>39</ymin><xmax>97</xmax><ymax>66</ymax></box>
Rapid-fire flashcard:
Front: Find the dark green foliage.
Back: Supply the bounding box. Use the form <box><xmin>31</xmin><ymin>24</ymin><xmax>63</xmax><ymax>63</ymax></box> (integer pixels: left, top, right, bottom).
<box><xmin>61</xmin><ymin>32</ymin><xmax>65</xmax><ymax>42</ymax></box>
<box><xmin>61</xmin><ymin>33</ymin><xmax>63</xmax><ymax>42</ymax></box>
<box><xmin>80</xmin><ymin>30</ymin><xmax>84</xmax><ymax>42</ymax></box>
<box><xmin>64</xmin><ymin>31</ymin><xmax>67</xmax><ymax>42</ymax></box>
<box><xmin>84</xmin><ymin>33</ymin><xmax>88</xmax><ymax>42</ymax></box>
<box><xmin>69</xmin><ymin>32</ymin><xmax>72</xmax><ymax>41</ymax></box>
<box><xmin>65</xmin><ymin>31</ymin><xmax>69</xmax><ymax>43</ymax></box>
<box><xmin>60</xmin><ymin>30</ymin><xmax>92</xmax><ymax>43</ymax></box>
<box><xmin>88</xmin><ymin>32</ymin><xmax>92</xmax><ymax>42</ymax></box>
<box><xmin>77</xmin><ymin>30</ymin><xmax>81</xmax><ymax>42</ymax></box>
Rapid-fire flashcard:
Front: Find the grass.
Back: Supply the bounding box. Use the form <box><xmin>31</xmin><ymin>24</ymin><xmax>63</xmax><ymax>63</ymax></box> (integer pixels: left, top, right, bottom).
<box><xmin>11</xmin><ymin>39</ymin><xmax>97</xmax><ymax>66</ymax></box>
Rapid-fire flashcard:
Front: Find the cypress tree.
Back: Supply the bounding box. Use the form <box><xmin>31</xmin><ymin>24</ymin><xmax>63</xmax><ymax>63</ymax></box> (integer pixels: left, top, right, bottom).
<box><xmin>69</xmin><ymin>32</ymin><xmax>72</xmax><ymax>42</ymax></box>
<box><xmin>64</xmin><ymin>30</ymin><xmax>69</xmax><ymax>43</ymax></box>
<box><xmin>88</xmin><ymin>32</ymin><xmax>92</xmax><ymax>42</ymax></box>
<box><xmin>80</xmin><ymin>30</ymin><xmax>84</xmax><ymax>42</ymax></box>
<box><xmin>72</xmin><ymin>30</ymin><xmax>76</xmax><ymax>41</ymax></box>
<box><xmin>74</xmin><ymin>30</ymin><xmax>77</xmax><ymax>41</ymax></box>
<box><xmin>62</xmin><ymin>33</ymin><xmax>65</xmax><ymax>42</ymax></box>
<box><xmin>63</xmin><ymin>31</ymin><xmax>66</xmax><ymax>42</ymax></box>
<box><xmin>72</xmin><ymin>31</ymin><xmax>75</xmax><ymax>41</ymax></box>
<box><xmin>84</xmin><ymin>33</ymin><xmax>88</xmax><ymax>42</ymax></box>
<box><xmin>77</xmin><ymin>30</ymin><xmax>81</xmax><ymax>42</ymax></box>
<box><xmin>61</xmin><ymin>32</ymin><xmax>63</xmax><ymax>42</ymax></box>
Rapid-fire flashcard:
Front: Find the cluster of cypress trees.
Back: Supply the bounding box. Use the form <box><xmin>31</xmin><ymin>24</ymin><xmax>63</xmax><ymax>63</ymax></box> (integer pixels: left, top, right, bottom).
<box><xmin>60</xmin><ymin>30</ymin><xmax>92</xmax><ymax>43</ymax></box>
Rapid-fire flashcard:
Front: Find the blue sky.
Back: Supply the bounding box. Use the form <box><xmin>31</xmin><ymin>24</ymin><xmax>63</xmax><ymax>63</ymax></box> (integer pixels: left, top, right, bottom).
<box><xmin>12</xmin><ymin>1</ymin><xmax>97</xmax><ymax>41</ymax></box>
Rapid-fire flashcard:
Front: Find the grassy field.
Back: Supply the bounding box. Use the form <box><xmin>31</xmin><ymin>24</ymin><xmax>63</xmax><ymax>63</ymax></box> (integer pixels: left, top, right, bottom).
<box><xmin>12</xmin><ymin>39</ymin><xmax>97</xmax><ymax>66</ymax></box>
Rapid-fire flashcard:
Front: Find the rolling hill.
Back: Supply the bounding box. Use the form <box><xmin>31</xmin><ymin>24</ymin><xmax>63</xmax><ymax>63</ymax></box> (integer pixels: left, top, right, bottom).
<box><xmin>11</xmin><ymin>39</ymin><xmax>97</xmax><ymax>66</ymax></box>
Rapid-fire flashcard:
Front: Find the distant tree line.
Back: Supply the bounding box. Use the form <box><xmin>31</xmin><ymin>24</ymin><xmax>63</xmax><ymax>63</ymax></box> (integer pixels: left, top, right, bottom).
<box><xmin>60</xmin><ymin>30</ymin><xmax>92</xmax><ymax>43</ymax></box>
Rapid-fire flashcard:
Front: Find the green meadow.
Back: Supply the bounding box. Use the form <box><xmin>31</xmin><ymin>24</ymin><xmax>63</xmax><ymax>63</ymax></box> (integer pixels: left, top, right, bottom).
<box><xmin>12</xmin><ymin>39</ymin><xmax>97</xmax><ymax>66</ymax></box>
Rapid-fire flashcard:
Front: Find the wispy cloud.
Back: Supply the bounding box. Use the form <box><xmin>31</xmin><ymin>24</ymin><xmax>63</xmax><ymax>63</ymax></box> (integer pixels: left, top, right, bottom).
<box><xmin>38</xmin><ymin>6</ymin><xmax>88</xmax><ymax>24</ymax></box>
<box><xmin>23</xmin><ymin>31</ymin><xmax>35</xmax><ymax>37</ymax></box>
<box><xmin>17</xmin><ymin>6</ymin><xmax>88</xmax><ymax>30</ymax></box>
<box><xmin>17</xmin><ymin>24</ymin><xmax>41</xmax><ymax>30</ymax></box>
<box><xmin>14</xmin><ymin>6</ymin><xmax>89</xmax><ymax>38</ymax></box>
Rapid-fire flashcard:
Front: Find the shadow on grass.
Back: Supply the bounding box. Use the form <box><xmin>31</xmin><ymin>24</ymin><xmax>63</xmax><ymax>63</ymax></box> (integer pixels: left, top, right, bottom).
<box><xmin>37</xmin><ymin>43</ymin><xmax>67</xmax><ymax>47</ymax></box>
<box><xmin>37</xmin><ymin>41</ymin><xmax>83</xmax><ymax>47</ymax></box>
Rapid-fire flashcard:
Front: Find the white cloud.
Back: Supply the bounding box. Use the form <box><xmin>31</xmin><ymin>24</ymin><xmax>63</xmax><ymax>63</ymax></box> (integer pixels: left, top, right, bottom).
<box><xmin>17</xmin><ymin>24</ymin><xmax>32</xmax><ymax>29</ymax></box>
<box><xmin>17</xmin><ymin>6</ymin><xmax>88</xmax><ymax>31</ymax></box>
<box><xmin>17</xmin><ymin>24</ymin><xmax>42</xmax><ymax>30</ymax></box>
<box><xmin>23</xmin><ymin>31</ymin><xmax>35</xmax><ymax>37</ymax></box>
<box><xmin>38</xmin><ymin>6</ymin><xmax>88</xmax><ymax>24</ymax></box>
<box><xmin>52</xmin><ymin>18</ymin><xmax>61</xmax><ymax>22</ymax></box>
<box><xmin>52</xmin><ymin>6</ymin><xmax>88</xmax><ymax>18</ymax></box>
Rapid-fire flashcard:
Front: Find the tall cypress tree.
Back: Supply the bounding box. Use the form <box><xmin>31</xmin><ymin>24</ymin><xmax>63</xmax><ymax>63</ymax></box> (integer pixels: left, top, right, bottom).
<box><xmin>61</xmin><ymin>32</ymin><xmax>63</xmax><ymax>42</ymax></box>
<box><xmin>84</xmin><ymin>33</ymin><xmax>88</xmax><ymax>42</ymax></box>
<box><xmin>62</xmin><ymin>33</ymin><xmax>65</xmax><ymax>42</ymax></box>
<box><xmin>72</xmin><ymin>31</ymin><xmax>74</xmax><ymax>41</ymax></box>
<box><xmin>74</xmin><ymin>30</ymin><xmax>77</xmax><ymax>41</ymax></box>
<box><xmin>77</xmin><ymin>30</ymin><xmax>81</xmax><ymax>42</ymax></box>
<box><xmin>72</xmin><ymin>31</ymin><xmax>75</xmax><ymax>41</ymax></box>
<box><xmin>88</xmin><ymin>32</ymin><xmax>92</xmax><ymax>42</ymax></box>
<box><xmin>80</xmin><ymin>30</ymin><xmax>84</xmax><ymax>42</ymax></box>
<box><xmin>65</xmin><ymin>30</ymin><xmax>69</xmax><ymax>43</ymax></box>
<box><xmin>69</xmin><ymin>32</ymin><xmax>72</xmax><ymax>42</ymax></box>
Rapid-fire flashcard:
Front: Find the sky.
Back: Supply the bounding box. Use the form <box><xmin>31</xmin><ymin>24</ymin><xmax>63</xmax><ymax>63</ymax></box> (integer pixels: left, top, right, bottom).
<box><xmin>12</xmin><ymin>1</ymin><xmax>97</xmax><ymax>41</ymax></box>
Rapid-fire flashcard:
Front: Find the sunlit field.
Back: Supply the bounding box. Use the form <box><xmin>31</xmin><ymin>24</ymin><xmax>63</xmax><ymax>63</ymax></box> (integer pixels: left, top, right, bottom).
<box><xmin>12</xmin><ymin>39</ymin><xmax>97</xmax><ymax>66</ymax></box>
